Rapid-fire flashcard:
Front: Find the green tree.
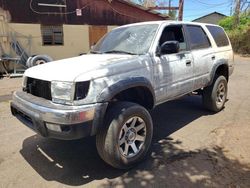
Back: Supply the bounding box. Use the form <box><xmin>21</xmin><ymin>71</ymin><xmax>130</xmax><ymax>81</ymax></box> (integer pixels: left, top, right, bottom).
<box><xmin>219</xmin><ymin>12</ymin><xmax>250</xmax><ymax>54</ymax></box>
<box><xmin>219</xmin><ymin>12</ymin><xmax>250</xmax><ymax>31</ymax></box>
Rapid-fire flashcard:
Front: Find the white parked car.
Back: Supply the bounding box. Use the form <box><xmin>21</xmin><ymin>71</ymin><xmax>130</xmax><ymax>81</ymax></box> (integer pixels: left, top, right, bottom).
<box><xmin>11</xmin><ymin>21</ymin><xmax>234</xmax><ymax>169</ymax></box>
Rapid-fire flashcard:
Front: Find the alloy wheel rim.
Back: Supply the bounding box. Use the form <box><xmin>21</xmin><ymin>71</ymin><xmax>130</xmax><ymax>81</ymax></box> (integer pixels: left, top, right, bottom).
<box><xmin>216</xmin><ymin>82</ymin><xmax>226</xmax><ymax>107</ymax></box>
<box><xmin>118</xmin><ymin>116</ymin><xmax>146</xmax><ymax>158</ymax></box>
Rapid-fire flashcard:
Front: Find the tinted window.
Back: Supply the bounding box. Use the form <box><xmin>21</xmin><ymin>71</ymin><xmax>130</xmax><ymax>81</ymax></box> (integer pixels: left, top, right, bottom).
<box><xmin>186</xmin><ymin>25</ymin><xmax>211</xmax><ymax>50</ymax></box>
<box><xmin>206</xmin><ymin>25</ymin><xmax>229</xmax><ymax>47</ymax></box>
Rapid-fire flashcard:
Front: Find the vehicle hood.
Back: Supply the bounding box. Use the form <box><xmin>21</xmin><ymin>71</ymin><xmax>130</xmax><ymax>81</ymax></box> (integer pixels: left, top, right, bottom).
<box><xmin>24</xmin><ymin>54</ymin><xmax>139</xmax><ymax>82</ymax></box>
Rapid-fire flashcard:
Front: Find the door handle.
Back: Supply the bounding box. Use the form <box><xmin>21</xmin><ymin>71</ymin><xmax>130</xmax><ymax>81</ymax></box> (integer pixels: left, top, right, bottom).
<box><xmin>212</xmin><ymin>55</ymin><xmax>215</xmax><ymax>60</ymax></box>
<box><xmin>186</xmin><ymin>60</ymin><xmax>192</xmax><ymax>66</ymax></box>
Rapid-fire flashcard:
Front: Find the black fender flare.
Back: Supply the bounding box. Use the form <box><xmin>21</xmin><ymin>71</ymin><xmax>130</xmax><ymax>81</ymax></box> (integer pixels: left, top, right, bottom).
<box><xmin>97</xmin><ymin>77</ymin><xmax>155</xmax><ymax>104</ymax></box>
<box><xmin>91</xmin><ymin>77</ymin><xmax>155</xmax><ymax>135</ymax></box>
<box><xmin>208</xmin><ymin>59</ymin><xmax>229</xmax><ymax>86</ymax></box>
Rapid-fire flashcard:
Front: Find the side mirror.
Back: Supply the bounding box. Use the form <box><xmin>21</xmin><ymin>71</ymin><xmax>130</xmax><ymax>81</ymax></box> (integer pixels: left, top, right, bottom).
<box><xmin>160</xmin><ymin>41</ymin><xmax>180</xmax><ymax>55</ymax></box>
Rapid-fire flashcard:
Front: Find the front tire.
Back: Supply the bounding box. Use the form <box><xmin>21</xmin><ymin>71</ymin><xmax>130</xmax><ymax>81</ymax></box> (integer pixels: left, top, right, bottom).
<box><xmin>96</xmin><ymin>102</ymin><xmax>153</xmax><ymax>169</ymax></box>
<box><xmin>203</xmin><ymin>75</ymin><xmax>228</xmax><ymax>112</ymax></box>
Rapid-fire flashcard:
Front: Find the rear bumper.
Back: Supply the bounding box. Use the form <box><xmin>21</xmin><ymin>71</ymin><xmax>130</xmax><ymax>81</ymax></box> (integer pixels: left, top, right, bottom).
<box><xmin>10</xmin><ymin>91</ymin><xmax>105</xmax><ymax>140</ymax></box>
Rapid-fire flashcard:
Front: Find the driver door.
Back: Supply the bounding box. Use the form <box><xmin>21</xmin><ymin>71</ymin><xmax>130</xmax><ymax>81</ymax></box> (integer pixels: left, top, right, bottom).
<box><xmin>153</xmin><ymin>25</ymin><xmax>194</xmax><ymax>104</ymax></box>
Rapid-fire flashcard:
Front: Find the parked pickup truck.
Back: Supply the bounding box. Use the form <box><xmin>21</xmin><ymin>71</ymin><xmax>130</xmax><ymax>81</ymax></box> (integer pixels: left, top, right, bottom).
<box><xmin>11</xmin><ymin>21</ymin><xmax>234</xmax><ymax>169</ymax></box>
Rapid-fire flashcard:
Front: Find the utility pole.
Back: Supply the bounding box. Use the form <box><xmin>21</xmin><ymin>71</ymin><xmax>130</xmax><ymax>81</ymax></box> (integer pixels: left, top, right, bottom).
<box><xmin>148</xmin><ymin>0</ymin><xmax>184</xmax><ymax>20</ymax></box>
<box><xmin>168</xmin><ymin>0</ymin><xmax>172</xmax><ymax>14</ymax></box>
<box><xmin>234</xmin><ymin>0</ymin><xmax>241</xmax><ymax>27</ymax></box>
<box><xmin>178</xmin><ymin>0</ymin><xmax>184</xmax><ymax>21</ymax></box>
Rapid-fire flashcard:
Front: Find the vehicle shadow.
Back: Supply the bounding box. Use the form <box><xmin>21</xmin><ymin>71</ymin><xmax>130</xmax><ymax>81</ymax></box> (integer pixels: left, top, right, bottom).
<box><xmin>20</xmin><ymin>95</ymin><xmax>249</xmax><ymax>187</ymax></box>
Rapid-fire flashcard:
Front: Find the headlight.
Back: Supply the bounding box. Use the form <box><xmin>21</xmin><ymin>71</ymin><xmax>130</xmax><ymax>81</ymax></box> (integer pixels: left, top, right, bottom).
<box><xmin>51</xmin><ymin>81</ymin><xmax>75</xmax><ymax>104</ymax></box>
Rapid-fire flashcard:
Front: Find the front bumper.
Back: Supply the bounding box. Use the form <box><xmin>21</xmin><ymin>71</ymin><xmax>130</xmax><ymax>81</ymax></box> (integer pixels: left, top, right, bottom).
<box><xmin>10</xmin><ymin>91</ymin><xmax>103</xmax><ymax>140</ymax></box>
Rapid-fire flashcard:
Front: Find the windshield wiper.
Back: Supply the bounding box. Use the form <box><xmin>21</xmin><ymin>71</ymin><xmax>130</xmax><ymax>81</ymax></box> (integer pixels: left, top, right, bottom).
<box><xmin>102</xmin><ymin>50</ymin><xmax>137</xmax><ymax>55</ymax></box>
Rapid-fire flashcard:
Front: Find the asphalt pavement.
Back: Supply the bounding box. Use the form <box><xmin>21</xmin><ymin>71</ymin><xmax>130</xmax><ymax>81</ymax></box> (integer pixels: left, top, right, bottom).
<box><xmin>0</xmin><ymin>55</ymin><xmax>249</xmax><ymax>188</ymax></box>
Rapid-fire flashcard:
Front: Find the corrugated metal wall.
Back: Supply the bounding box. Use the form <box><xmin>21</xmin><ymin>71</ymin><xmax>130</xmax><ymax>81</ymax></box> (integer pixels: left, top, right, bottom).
<box><xmin>0</xmin><ymin>0</ymin><xmax>166</xmax><ymax>25</ymax></box>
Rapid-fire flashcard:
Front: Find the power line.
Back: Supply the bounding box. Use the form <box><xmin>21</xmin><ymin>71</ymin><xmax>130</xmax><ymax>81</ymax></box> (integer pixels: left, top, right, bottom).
<box><xmin>184</xmin><ymin>1</ymin><xmax>232</xmax><ymax>18</ymax></box>
<box><xmin>184</xmin><ymin>7</ymin><xmax>231</xmax><ymax>18</ymax></box>
<box><xmin>184</xmin><ymin>2</ymin><xmax>231</xmax><ymax>11</ymax></box>
<box><xmin>190</xmin><ymin>0</ymin><xmax>231</xmax><ymax>6</ymax></box>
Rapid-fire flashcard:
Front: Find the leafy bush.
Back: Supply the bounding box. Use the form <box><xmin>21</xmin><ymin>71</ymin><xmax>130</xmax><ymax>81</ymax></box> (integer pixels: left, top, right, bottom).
<box><xmin>219</xmin><ymin>14</ymin><xmax>250</xmax><ymax>30</ymax></box>
<box><xmin>228</xmin><ymin>28</ymin><xmax>250</xmax><ymax>54</ymax></box>
<box><xmin>219</xmin><ymin>16</ymin><xmax>234</xmax><ymax>30</ymax></box>
<box><xmin>219</xmin><ymin>13</ymin><xmax>250</xmax><ymax>54</ymax></box>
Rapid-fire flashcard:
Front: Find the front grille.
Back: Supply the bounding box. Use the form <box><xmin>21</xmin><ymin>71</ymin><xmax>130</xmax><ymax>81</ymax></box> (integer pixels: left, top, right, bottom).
<box><xmin>24</xmin><ymin>77</ymin><xmax>52</xmax><ymax>100</ymax></box>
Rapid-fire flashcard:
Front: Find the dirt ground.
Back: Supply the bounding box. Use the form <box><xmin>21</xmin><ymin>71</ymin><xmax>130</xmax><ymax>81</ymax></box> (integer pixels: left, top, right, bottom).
<box><xmin>0</xmin><ymin>55</ymin><xmax>250</xmax><ymax>188</ymax></box>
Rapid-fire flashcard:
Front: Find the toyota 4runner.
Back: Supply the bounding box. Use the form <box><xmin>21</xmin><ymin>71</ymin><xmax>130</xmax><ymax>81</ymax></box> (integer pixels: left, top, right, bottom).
<box><xmin>11</xmin><ymin>21</ymin><xmax>234</xmax><ymax>169</ymax></box>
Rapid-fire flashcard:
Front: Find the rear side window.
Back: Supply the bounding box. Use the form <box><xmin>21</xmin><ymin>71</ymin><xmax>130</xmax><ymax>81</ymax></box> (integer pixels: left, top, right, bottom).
<box><xmin>206</xmin><ymin>25</ymin><xmax>229</xmax><ymax>47</ymax></box>
<box><xmin>186</xmin><ymin>25</ymin><xmax>211</xmax><ymax>50</ymax></box>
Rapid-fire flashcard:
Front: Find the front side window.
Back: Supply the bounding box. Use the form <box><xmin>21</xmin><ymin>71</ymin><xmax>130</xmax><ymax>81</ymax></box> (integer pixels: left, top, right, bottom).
<box><xmin>91</xmin><ymin>24</ymin><xmax>159</xmax><ymax>55</ymax></box>
<box><xmin>186</xmin><ymin>25</ymin><xmax>211</xmax><ymax>50</ymax></box>
<box><xmin>41</xmin><ymin>25</ymin><xmax>64</xmax><ymax>46</ymax></box>
<box><xmin>159</xmin><ymin>25</ymin><xmax>187</xmax><ymax>52</ymax></box>
<box><xmin>206</xmin><ymin>25</ymin><xmax>229</xmax><ymax>47</ymax></box>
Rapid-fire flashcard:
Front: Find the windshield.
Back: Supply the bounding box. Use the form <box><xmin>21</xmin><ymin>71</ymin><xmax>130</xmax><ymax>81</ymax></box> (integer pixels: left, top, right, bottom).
<box><xmin>91</xmin><ymin>24</ymin><xmax>159</xmax><ymax>55</ymax></box>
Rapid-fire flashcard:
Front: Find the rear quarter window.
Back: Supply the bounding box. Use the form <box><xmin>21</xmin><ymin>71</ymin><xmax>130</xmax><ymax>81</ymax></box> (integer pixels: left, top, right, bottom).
<box><xmin>186</xmin><ymin>25</ymin><xmax>211</xmax><ymax>50</ymax></box>
<box><xmin>206</xmin><ymin>25</ymin><xmax>229</xmax><ymax>47</ymax></box>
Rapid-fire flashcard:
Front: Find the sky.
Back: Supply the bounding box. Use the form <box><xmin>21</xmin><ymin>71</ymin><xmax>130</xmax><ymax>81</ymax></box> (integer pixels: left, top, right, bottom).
<box><xmin>181</xmin><ymin>0</ymin><xmax>233</xmax><ymax>21</ymax></box>
<box><xmin>134</xmin><ymin>0</ymin><xmax>234</xmax><ymax>21</ymax></box>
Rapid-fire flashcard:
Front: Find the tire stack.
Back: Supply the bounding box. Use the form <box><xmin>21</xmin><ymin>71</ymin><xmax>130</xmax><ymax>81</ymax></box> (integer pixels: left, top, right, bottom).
<box><xmin>26</xmin><ymin>55</ymin><xmax>53</xmax><ymax>68</ymax></box>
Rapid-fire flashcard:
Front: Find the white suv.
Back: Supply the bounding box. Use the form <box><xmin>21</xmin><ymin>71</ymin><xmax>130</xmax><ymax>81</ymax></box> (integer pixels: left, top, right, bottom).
<box><xmin>11</xmin><ymin>21</ymin><xmax>234</xmax><ymax>169</ymax></box>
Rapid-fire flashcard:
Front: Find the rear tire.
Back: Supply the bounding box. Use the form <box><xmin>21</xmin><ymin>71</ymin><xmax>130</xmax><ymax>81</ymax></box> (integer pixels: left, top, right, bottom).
<box><xmin>96</xmin><ymin>102</ymin><xmax>153</xmax><ymax>169</ymax></box>
<box><xmin>203</xmin><ymin>75</ymin><xmax>228</xmax><ymax>112</ymax></box>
